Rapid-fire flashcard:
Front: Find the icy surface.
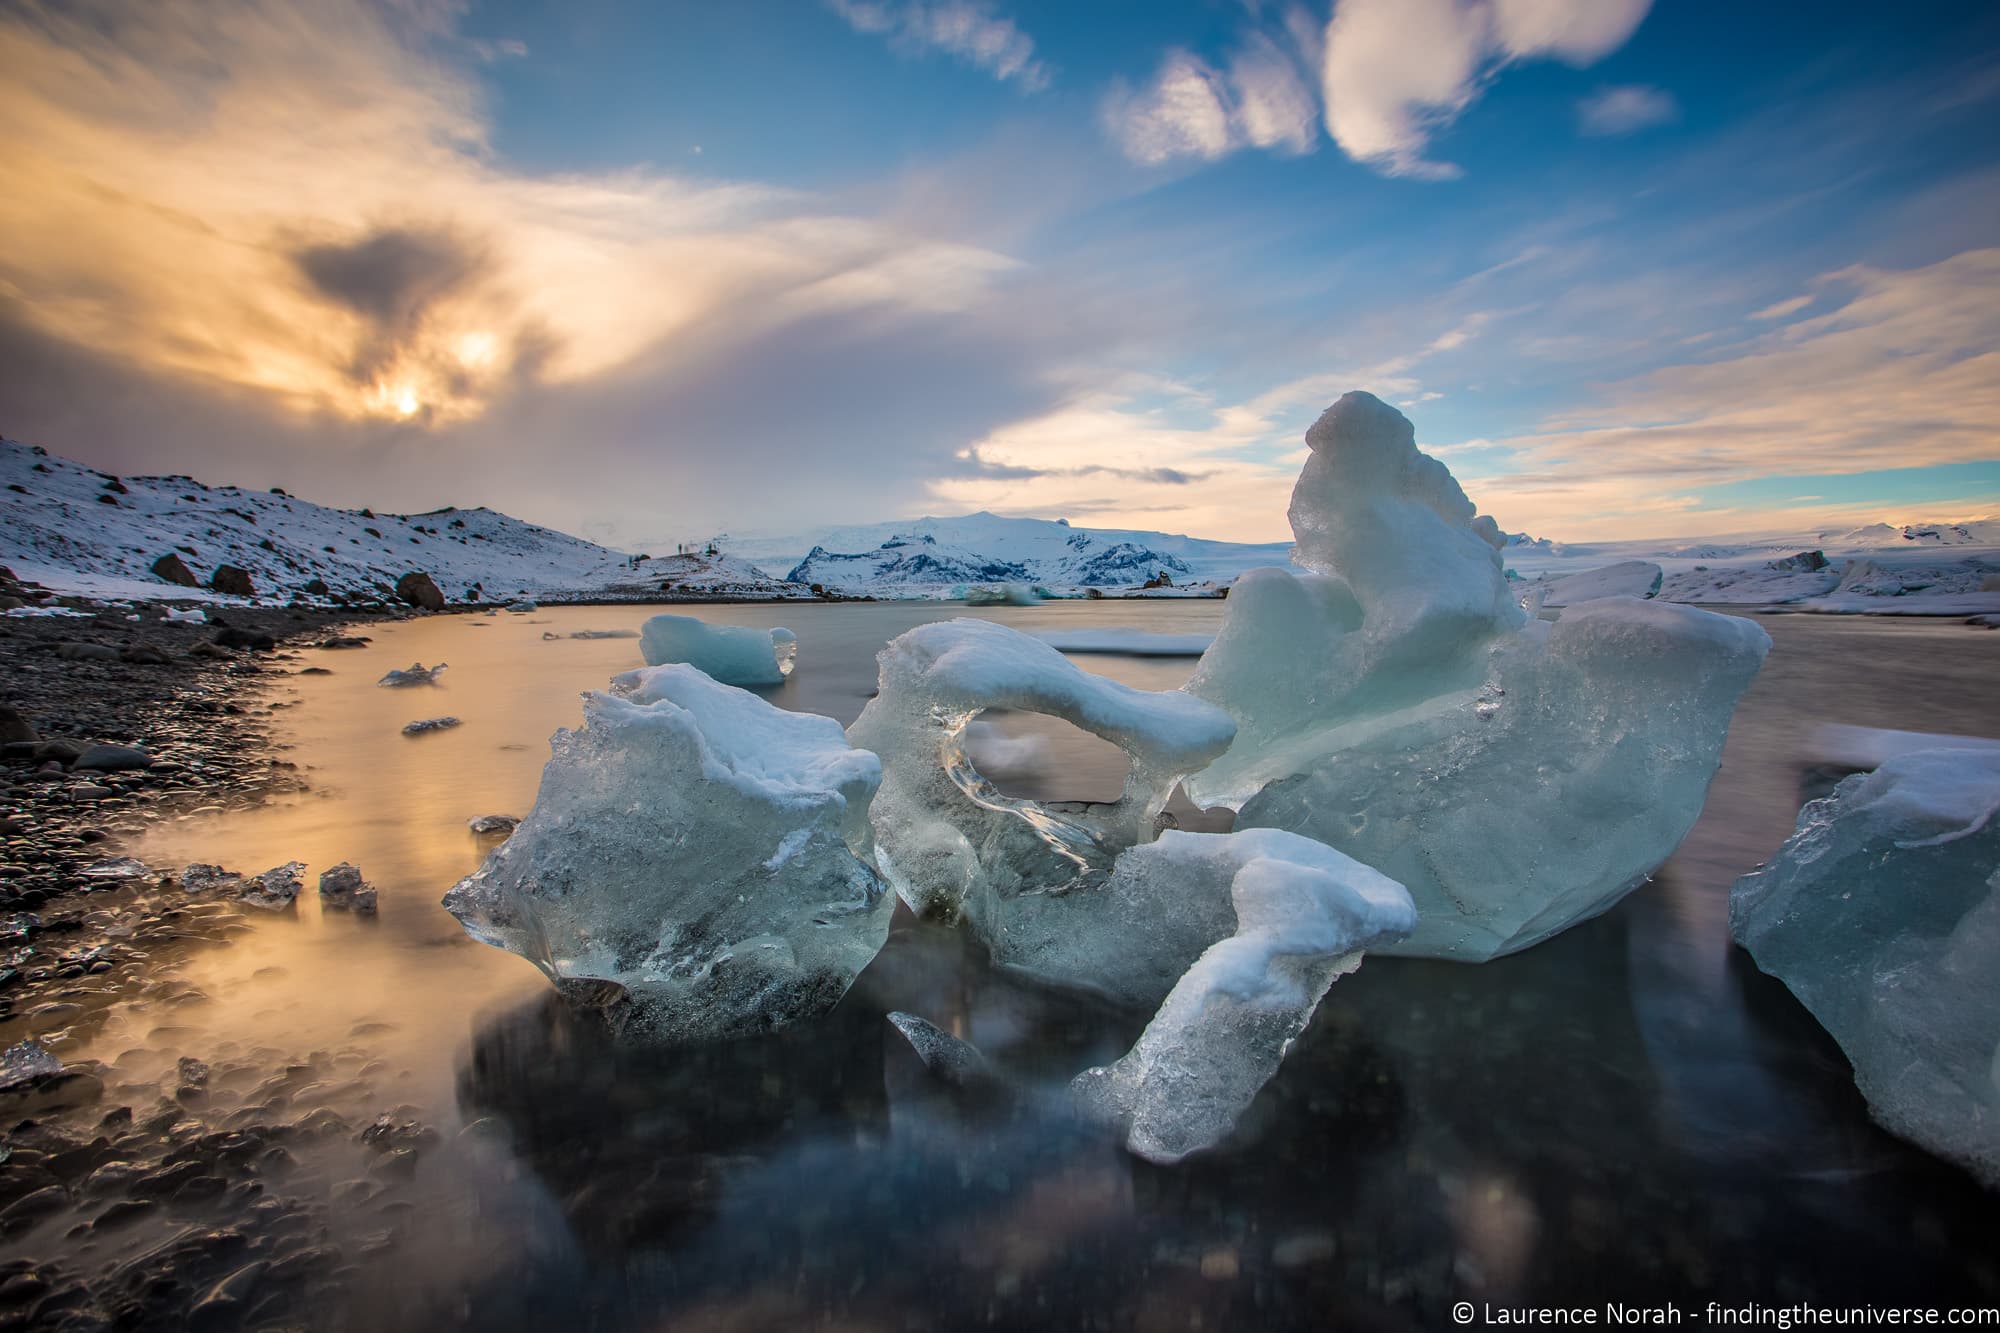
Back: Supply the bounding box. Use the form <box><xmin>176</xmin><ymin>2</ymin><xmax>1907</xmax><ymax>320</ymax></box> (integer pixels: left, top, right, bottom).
<box><xmin>1806</xmin><ymin>724</ymin><xmax>2000</xmax><ymax>771</ymax></box>
<box><xmin>1070</xmin><ymin>830</ymin><xmax>1415</xmax><ymax>1163</ymax></box>
<box><xmin>0</xmin><ymin>1041</ymin><xmax>63</xmax><ymax>1090</ymax></box>
<box><xmin>378</xmin><ymin>662</ymin><xmax>446</xmax><ymax>687</ymax></box>
<box><xmin>639</xmin><ymin>614</ymin><xmax>796</xmax><ymax>687</ymax></box>
<box><xmin>443</xmin><ymin>666</ymin><xmax>889</xmax><ymax>1045</ymax></box>
<box><xmin>1537</xmin><ymin>559</ymin><xmax>1663</xmax><ymax>607</ymax></box>
<box><xmin>1188</xmin><ymin>393</ymin><xmax>1770</xmax><ymax>960</ymax></box>
<box><xmin>240</xmin><ymin>862</ymin><xmax>305</xmax><ymax>911</ymax></box>
<box><xmin>1731</xmin><ymin>748</ymin><xmax>2000</xmax><ymax>1185</ymax></box>
<box><xmin>846</xmin><ymin>618</ymin><xmax>1234</xmax><ymax>922</ymax></box>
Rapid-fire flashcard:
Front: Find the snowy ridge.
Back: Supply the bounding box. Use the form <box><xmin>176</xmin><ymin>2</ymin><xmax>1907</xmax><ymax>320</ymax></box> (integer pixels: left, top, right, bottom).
<box><xmin>0</xmin><ymin>436</ymin><xmax>807</xmax><ymax>604</ymax></box>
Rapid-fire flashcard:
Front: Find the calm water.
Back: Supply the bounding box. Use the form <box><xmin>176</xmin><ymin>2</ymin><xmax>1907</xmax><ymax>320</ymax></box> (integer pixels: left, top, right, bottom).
<box><xmin>59</xmin><ymin>603</ymin><xmax>2000</xmax><ymax>1326</ymax></box>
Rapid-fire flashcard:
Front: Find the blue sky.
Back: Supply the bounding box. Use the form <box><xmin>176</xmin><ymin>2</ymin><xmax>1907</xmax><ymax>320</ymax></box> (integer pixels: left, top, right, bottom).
<box><xmin>0</xmin><ymin>0</ymin><xmax>1995</xmax><ymax>546</ymax></box>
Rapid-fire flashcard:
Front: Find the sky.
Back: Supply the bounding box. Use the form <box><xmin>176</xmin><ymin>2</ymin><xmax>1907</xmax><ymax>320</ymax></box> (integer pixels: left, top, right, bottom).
<box><xmin>1</xmin><ymin>0</ymin><xmax>1996</xmax><ymax>550</ymax></box>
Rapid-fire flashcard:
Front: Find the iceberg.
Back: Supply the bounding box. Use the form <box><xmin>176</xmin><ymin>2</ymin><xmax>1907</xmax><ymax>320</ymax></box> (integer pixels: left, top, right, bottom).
<box><xmin>639</xmin><ymin>613</ymin><xmax>796</xmax><ymax>686</ymax></box>
<box><xmin>1731</xmin><ymin>748</ymin><xmax>2000</xmax><ymax>1186</ymax></box>
<box><xmin>846</xmin><ymin>618</ymin><xmax>1235</xmax><ymax>923</ymax></box>
<box><xmin>1537</xmin><ymin>559</ymin><xmax>1664</xmax><ymax>607</ymax></box>
<box><xmin>1186</xmin><ymin>393</ymin><xmax>1769</xmax><ymax>961</ymax></box>
<box><xmin>1070</xmin><ymin>829</ymin><xmax>1415</xmax><ymax>1163</ymax></box>
<box><xmin>443</xmin><ymin>664</ymin><xmax>889</xmax><ymax>1045</ymax></box>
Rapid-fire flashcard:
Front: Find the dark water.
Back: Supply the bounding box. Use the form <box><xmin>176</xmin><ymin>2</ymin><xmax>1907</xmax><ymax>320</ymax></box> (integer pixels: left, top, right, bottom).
<box><xmin>20</xmin><ymin>604</ymin><xmax>2000</xmax><ymax>1328</ymax></box>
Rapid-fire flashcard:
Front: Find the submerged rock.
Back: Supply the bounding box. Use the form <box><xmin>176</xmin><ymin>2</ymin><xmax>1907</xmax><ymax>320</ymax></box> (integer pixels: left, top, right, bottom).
<box><xmin>1731</xmin><ymin>748</ymin><xmax>2000</xmax><ymax>1186</ymax></box>
<box><xmin>444</xmin><ymin>665</ymin><xmax>890</xmax><ymax>1045</ymax></box>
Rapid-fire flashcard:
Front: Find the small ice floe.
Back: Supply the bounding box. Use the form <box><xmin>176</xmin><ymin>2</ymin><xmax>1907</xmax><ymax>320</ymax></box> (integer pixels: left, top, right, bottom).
<box><xmin>239</xmin><ymin>862</ymin><xmax>305</xmax><ymax>911</ymax></box>
<box><xmin>403</xmin><ymin>716</ymin><xmax>461</xmax><ymax>736</ymax></box>
<box><xmin>318</xmin><ymin>862</ymin><xmax>378</xmax><ymax>913</ymax></box>
<box><xmin>542</xmin><ymin>629</ymin><xmax>639</xmax><ymax>640</ymax></box>
<box><xmin>0</xmin><ymin>1041</ymin><xmax>63</xmax><ymax>1091</ymax></box>
<box><xmin>378</xmin><ymin>662</ymin><xmax>447</xmax><ymax>687</ymax></box>
<box><xmin>467</xmin><ymin>814</ymin><xmax>519</xmax><ymax>836</ymax></box>
<box><xmin>164</xmin><ymin>607</ymin><xmax>208</xmax><ymax>624</ymax></box>
<box><xmin>180</xmin><ymin>863</ymin><xmax>243</xmax><ymax>894</ymax></box>
<box><xmin>80</xmin><ymin>857</ymin><xmax>151</xmax><ymax>881</ymax></box>
<box><xmin>636</xmin><ymin>615</ymin><xmax>796</xmax><ymax>686</ymax></box>
<box><xmin>506</xmin><ymin>600</ymin><xmax>537</xmax><ymax>612</ymax></box>
<box><xmin>4</xmin><ymin>606</ymin><xmax>90</xmax><ymax>618</ymax></box>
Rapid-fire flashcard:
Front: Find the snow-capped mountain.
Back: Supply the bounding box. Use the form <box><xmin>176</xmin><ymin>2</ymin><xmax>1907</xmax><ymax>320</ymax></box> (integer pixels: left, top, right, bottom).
<box><xmin>730</xmin><ymin>512</ymin><xmax>1297</xmax><ymax>593</ymax></box>
<box><xmin>0</xmin><ymin>436</ymin><xmax>675</xmax><ymax>604</ymax></box>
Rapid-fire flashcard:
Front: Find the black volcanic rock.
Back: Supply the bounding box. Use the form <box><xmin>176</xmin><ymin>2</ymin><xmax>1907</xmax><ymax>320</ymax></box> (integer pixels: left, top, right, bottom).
<box><xmin>150</xmin><ymin>553</ymin><xmax>200</xmax><ymax>588</ymax></box>
<box><xmin>209</xmin><ymin>564</ymin><xmax>254</xmax><ymax>597</ymax></box>
<box><xmin>395</xmin><ymin>571</ymin><xmax>445</xmax><ymax>611</ymax></box>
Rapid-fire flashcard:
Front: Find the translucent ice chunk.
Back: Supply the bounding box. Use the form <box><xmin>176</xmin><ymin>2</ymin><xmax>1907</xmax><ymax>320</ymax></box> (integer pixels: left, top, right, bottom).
<box><xmin>443</xmin><ymin>665</ymin><xmax>888</xmax><ymax>1045</ymax></box>
<box><xmin>846</xmin><ymin>618</ymin><xmax>1235</xmax><ymax>923</ymax></box>
<box><xmin>240</xmin><ymin>861</ymin><xmax>305</xmax><ymax>911</ymax></box>
<box><xmin>1070</xmin><ymin>829</ymin><xmax>1414</xmax><ymax>1163</ymax></box>
<box><xmin>378</xmin><ymin>662</ymin><xmax>446</xmax><ymax>686</ymax></box>
<box><xmin>1186</xmin><ymin>394</ymin><xmax>1769</xmax><ymax>960</ymax></box>
<box><xmin>1731</xmin><ymin>748</ymin><xmax>2000</xmax><ymax>1186</ymax></box>
<box><xmin>638</xmin><ymin>614</ymin><xmax>795</xmax><ymax>686</ymax></box>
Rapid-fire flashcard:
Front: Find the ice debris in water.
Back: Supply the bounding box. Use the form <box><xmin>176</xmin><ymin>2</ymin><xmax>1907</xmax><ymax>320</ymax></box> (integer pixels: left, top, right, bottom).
<box><xmin>378</xmin><ymin>661</ymin><xmax>447</xmax><ymax>686</ymax></box>
<box><xmin>0</xmin><ymin>1041</ymin><xmax>62</xmax><ymax>1090</ymax></box>
<box><xmin>179</xmin><ymin>863</ymin><xmax>242</xmax><ymax>894</ymax></box>
<box><xmin>164</xmin><ymin>607</ymin><xmax>207</xmax><ymax>624</ymax></box>
<box><xmin>886</xmin><ymin>1012</ymin><xmax>998</xmax><ymax>1091</ymax></box>
<box><xmin>1185</xmin><ymin>392</ymin><xmax>1769</xmax><ymax>961</ymax></box>
<box><xmin>543</xmin><ymin>629</ymin><xmax>639</xmax><ymax>640</ymax></box>
<box><xmin>467</xmin><ymin>814</ymin><xmax>519</xmax><ymax>836</ymax></box>
<box><xmin>402</xmin><ymin>716</ymin><xmax>461</xmax><ymax>735</ymax></box>
<box><xmin>80</xmin><ymin>857</ymin><xmax>151</xmax><ymax>880</ymax></box>
<box><xmin>1731</xmin><ymin>747</ymin><xmax>2000</xmax><ymax>1186</ymax></box>
<box><xmin>239</xmin><ymin>861</ymin><xmax>305</xmax><ymax>911</ymax></box>
<box><xmin>318</xmin><ymin>862</ymin><xmax>378</xmax><ymax>913</ymax></box>
<box><xmin>639</xmin><ymin>614</ymin><xmax>796</xmax><ymax>687</ymax></box>
<box><xmin>443</xmin><ymin>664</ymin><xmax>889</xmax><ymax>1045</ymax></box>
<box><xmin>845</xmin><ymin>617</ymin><xmax>1235</xmax><ymax>923</ymax></box>
<box><xmin>1071</xmin><ymin>829</ymin><xmax>1415</xmax><ymax>1164</ymax></box>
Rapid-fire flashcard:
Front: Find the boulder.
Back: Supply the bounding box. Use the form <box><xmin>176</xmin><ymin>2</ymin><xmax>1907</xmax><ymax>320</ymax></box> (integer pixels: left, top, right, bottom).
<box><xmin>151</xmin><ymin>553</ymin><xmax>200</xmax><ymax>588</ymax></box>
<box><xmin>0</xmin><ymin>707</ymin><xmax>35</xmax><ymax>745</ymax></box>
<box><xmin>302</xmin><ymin>578</ymin><xmax>329</xmax><ymax>596</ymax></box>
<box><xmin>395</xmin><ymin>571</ymin><xmax>445</xmax><ymax>611</ymax></box>
<box><xmin>212</xmin><ymin>627</ymin><xmax>276</xmax><ymax>652</ymax></box>
<box><xmin>73</xmin><ymin>744</ymin><xmax>152</xmax><ymax>772</ymax></box>
<box><xmin>209</xmin><ymin>565</ymin><xmax>255</xmax><ymax>597</ymax></box>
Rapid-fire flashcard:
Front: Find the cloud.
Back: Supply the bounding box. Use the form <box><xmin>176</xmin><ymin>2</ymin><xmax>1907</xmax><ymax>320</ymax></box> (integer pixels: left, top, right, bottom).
<box><xmin>1322</xmin><ymin>0</ymin><xmax>1653</xmax><ymax>177</ymax></box>
<box><xmin>1749</xmin><ymin>294</ymin><xmax>1813</xmax><ymax>321</ymax></box>
<box><xmin>1104</xmin><ymin>29</ymin><xmax>1316</xmax><ymax>165</ymax></box>
<box><xmin>1576</xmin><ymin>84</ymin><xmax>1679</xmax><ymax>136</ymax></box>
<box><xmin>1468</xmin><ymin>247</ymin><xmax>2000</xmax><ymax>536</ymax></box>
<box><xmin>827</xmin><ymin>0</ymin><xmax>1049</xmax><ymax>91</ymax></box>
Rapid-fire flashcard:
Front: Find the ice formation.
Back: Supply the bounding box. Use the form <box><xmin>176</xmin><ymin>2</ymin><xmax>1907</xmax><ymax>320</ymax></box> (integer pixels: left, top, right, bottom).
<box><xmin>319</xmin><ymin>862</ymin><xmax>378</xmax><ymax>913</ymax></box>
<box><xmin>1185</xmin><ymin>392</ymin><xmax>1769</xmax><ymax>961</ymax></box>
<box><xmin>1070</xmin><ymin>830</ymin><xmax>1415</xmax><ymax>1163</ymax></box>
<box><xmin>1731</xmin><ymin>748</ymin><xmax>2000</xmax><ymax>1186</ymax></box>
<box><xmin>378</xmin><ymin>662</ymin><xmax>446</xmax><ymax>687</ymax></box>
<box><xmin>1537</xmin><ymin>559</ymin><xmax>1663</xmax><ymax>607</ymax></box>
<box><xmin>846</xmin><ymin>618</ymin><xmax>1235</xmax><ymax>923</ymax></box>
<box><xmin>638</xmin><ymin>614</ymin><xmax>796</xmax><ymax>687</ymax></box>
<box><xmin>402</xmin><ymin>716</ymin><xmax>461</xmax><ymax>735</ymax></box>
<box><xmin>240</xmin><ymin>862</ymin><xmax>305</xmax><ymax>911</ymax></box>
<box><xmin>179</xmin><ymin>863</ymin><xmax>242</xmax><ymax>894</ymax></box>
<box><xmin>443</xmin><ymin>664</ymin><xmax>889</xmax><ymax>1044</ymax></box>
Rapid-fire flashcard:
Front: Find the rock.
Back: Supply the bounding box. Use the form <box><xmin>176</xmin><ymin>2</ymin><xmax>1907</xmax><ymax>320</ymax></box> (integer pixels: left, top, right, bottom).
<box><xmin>54</xmin><ymin>643</ymin><xmax>119</xmax><ymax>662</ymax></box>
<box><xmin>72</xmin><ymin>744</ymin><xmax>152</xmax><ymax>773</ymax></box>
<box><xmin>212</xmin><ymin>627</ymin><xmax>276</xmax><ymax>651</ymax></box>
<box><xmin>151</xmin><ymin>553</ymin><xmax>201</xmax><ymax>587</ymax></box>
<box><xmin>394</xmin><ymin>571</ymin><xmax>445</xmax><ymax>611</ymax></box>
<box><xmin>119</xmin><ymin>643</ymin><xmax>173</xmax><ymax>664</ymax></box>
<box><xmin>180</xmin><ymin>864</ymin><xmax>243</xmax><ymax>894</ymax></box>
<box><xmin>0</xmin><ymin>707</ymin><xmax>33</xmax><ymax>745</ymax></box>
<box><xmin>466</xmin><ymin>814</ymin><xmax>518</xmax><ymax>836</ymax></box>
<box><xmin>239</xmin><ymin>862</ymin><xmax>304</xmax><ymax>911</ymax></box>
<box><xmin>209</xmin><ymin>565</ymin><xmax>255</xmax><ymax>597</ymax></box>
<box><xmin>1768</xmin><ymin>549</ymin><xmax>1830</xmax><ymax>573</ymax></box>
<box><xmin>0</xmin><ymin>1040</ymin><xmax>62</xmax><ymax>1090</ymax></box>
<box><xmin>317</xmin><ymin>862</ymin><xmax>377</xmax><ymax>913</ymax></box>
<box><xmin>301</xmin><ymin>578</ymin><xmax>329</xmax><ymax>596</ymax></box>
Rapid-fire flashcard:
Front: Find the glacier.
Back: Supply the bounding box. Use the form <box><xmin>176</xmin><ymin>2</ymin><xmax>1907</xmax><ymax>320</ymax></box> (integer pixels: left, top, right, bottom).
<box><xmin>1185</xmin><ymin>392</ymin><xmax>1770</xmax><ymax>961</ymax></box>
<box><xmin>846</xmin><ymin>617</ymin><xmax>1235</xmax><ymax>924</ymax></box>
<box><xmin>1731</xmin><ymin>748</ymin><xmax>2000</xmax><ymax>1186</ymax></box>
<box><xmin>639</xmin><ymin>613</ymin><xmax>796</xmax><ymax>687</ymax></box>
<box><xmin>442</xmin><ymin>664</ymin><xmax>889</xmax><ymax>1044</ymax></box>
<box><xmin>1070</xmin><ymin>829</ymin><xmax>1415</xmax><ymax>1163</ymax></box>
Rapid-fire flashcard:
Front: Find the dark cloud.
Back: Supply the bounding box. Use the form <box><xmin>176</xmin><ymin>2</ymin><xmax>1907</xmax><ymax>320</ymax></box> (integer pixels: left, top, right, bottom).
<box><xmin>293</xmin><ymin>225</ymin><xmax>487</xmax><ymax>380</ymax></box>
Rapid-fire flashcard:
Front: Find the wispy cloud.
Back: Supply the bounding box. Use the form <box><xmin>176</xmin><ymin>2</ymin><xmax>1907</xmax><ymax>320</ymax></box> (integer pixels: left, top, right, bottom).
<box><xmin>1322</xmin><ymin>0</ymin><xmax>1654</xmax><ymax>177</ymax></box>
<box><xmin>1576</xmin><ymin>84</ymin><xmax>1679</xmax><ymax>136</ymax></box>
<box><xmin>1104</xmin><ymin>34</ymin><xmax>1316</xmax><ymax>166</ymax></box>
<box><xmin>827</xmin><ymin>0</ymin><xmax>1049</xmax><ymax>91</ymax></box>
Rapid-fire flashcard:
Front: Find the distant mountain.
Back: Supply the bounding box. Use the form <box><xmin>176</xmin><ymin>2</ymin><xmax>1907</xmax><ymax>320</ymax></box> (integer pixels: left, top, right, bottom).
<box><xmin>1818</xmin><ymin>520</ymin><xmax>2000</xmax><ymax>548</ymax></box>
<box><xmin>731</xmin><ymin>512</ymin><xmax>1298</xmax><ymax>593</ymax></box>
<box><xmin>0</xmin><ymin>436</ymin><xmax>800</xmax><ymax>604</ymax></box>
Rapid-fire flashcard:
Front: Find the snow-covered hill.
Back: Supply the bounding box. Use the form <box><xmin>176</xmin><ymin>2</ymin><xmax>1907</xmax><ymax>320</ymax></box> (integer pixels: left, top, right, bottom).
<box><xmin>729</xmin><ymin>512</ymin><xmax>1296</xmax><ymax>594</ymax></box>
<box><xmin>0</xmin><ymin>436</ymin><xmax>814</xmax><ymax>605</ymax></box>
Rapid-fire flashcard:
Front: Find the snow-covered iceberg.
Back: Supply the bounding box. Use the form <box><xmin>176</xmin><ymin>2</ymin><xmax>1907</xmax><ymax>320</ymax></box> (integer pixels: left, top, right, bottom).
<box><xmin>1070</xmin><ymin>829</ymin><xmax>1415</xmax><ymax>1163</ymax></box>
<box><xmin>847</xmin><ymin>618</ymin><xmax>1235</xmax><ymax>923</ymax></box>
<box><xmin>1731</xmin><ymin>748</ymin><xmax>2000</xmax><ymax>1186</ymax></box>
<box><xmin>1186</xmin><ymin>392</ymin><xmax>1770</xmax><ymax>961</ymax></box>
<box><xmin>443</xmin><ymin>665</ymin><xmax>889</xmax><ymax>1044</ymax></box>
<box><xmin>639</xmin><ymin>613</ymin><xmax>796</xmax><ymax>687</ymax></box>
<box><xmin>1537</xmin><ymin>559</ymin><xmax>1663</xmax><ymax>607</ymax></box>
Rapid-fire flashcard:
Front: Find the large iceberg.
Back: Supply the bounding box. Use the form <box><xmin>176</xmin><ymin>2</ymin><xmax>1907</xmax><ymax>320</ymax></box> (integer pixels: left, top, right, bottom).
<box><xmin>639</xmin><ymin>613</ymin><xmax>796</xmax><ymax>687</ymax></box>
<box><xmin>1731</xmin><ymin>748</ymin><xmax>2000</xmax><ymax>1186</ymax></box>
<box><xmin>1186</xmin><ymin>392</ymin><xmax>1769</xmax><ymax>960</ymax></box>
<box><xmin>1070</xmin><ymin>829</ymin><xmax>1415</xmax><ymax>1163</ymax></box>
<box><xmin>846</xmin><ymin>618</ymin><xmax>1235</xmax><ymax>925</ymax></box>
<box><xmin>443</xmin><ymin>664</ymin><xmax>888</xmax><ymax>1044</ymax></box>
